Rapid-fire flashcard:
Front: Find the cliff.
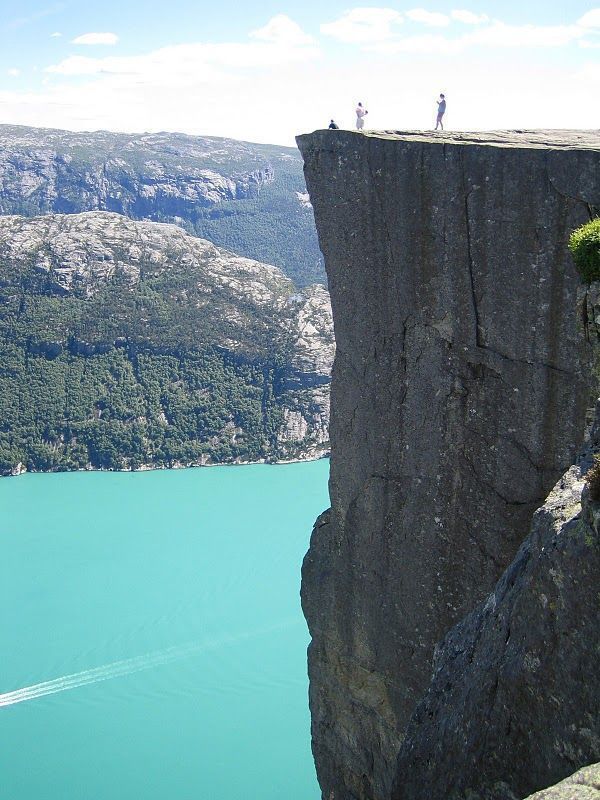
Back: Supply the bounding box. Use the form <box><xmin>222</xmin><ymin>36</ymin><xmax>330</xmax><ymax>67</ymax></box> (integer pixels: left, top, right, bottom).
<box><xmin>0</xmin><ymin>125</ymin><xmax>324</xmax><ymax>287</ymax></box>
<box><xmin>296</xmin><ymin>129</ymin><xmax>600</xmax><ymax>800</ymax></box>
<box><xmin>0</xmin><ymin>212</ymin><xmax>333</xmax><ymax>474</ymax></box>
<box><xmin>393</xmin><ymin>397</ymin><xmax>600</xmax><ymax>800</ymax></box>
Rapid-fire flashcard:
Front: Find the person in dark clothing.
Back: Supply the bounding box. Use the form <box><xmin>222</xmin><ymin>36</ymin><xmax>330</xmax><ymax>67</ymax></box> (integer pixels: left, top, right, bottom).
<box><xmin>328</xmin><ymin>120</ymin><xmax>339</xmax><ymax>129</ymax></box>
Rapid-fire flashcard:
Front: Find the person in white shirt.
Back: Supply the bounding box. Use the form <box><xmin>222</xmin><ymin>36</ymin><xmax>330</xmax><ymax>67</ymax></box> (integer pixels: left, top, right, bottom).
<box><xmin>355</xmin><ymin>102</ymin><xmax>368</xmax><ymax>130</ymax></box>
<box><xmin>435</xmin><ymin>94</ymin><xmax>446</xmax><ymax>130</ymax></box>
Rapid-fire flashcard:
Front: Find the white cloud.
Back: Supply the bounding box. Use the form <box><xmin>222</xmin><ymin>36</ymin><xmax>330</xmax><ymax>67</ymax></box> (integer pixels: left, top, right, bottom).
<box><xmin>47</xmin><ymin>37</ymin><xmax>319</xmax><ymax>81</ymax></box>
<box><xmin>577</xmin><ymin>9</ymin><xmax>600</xmax><ymax>28</ymax></box>
<box><xmin>7</xmin><ymin>68</ymin><xmax>21</xmax><ymax>77</ymax></box>
<box><xmin>329</xmin><ymin>6</ymin><xmax>598</xmax><ymax>53</ymax></box>
<box><xmin>71</xmin><ymin>32</ymin><xmax>119</xmax><ymax>46</ymax></box>
<box><xmin>368</xmin><ymin>19</ymin><xmax>589</xmax><ymax>55</ymax></box>
<box><xmin>49</xmin><ymin>17</ymin><xmax>316</xmax><ymax>80</ymax></box>
<box><xmin>406</xmin><ymin>9</ymin><xmax>450</xmax><ymax>27</ymax></box>
<box><xmin>320</xmin><ymin>8</ymin><xmax>403</xmax><ymax>43</ymax></box>
<box><xmin>577</xmin><ymin>61</ymin><xmax>600</xmax><ymax>80</ymax></box>
<box><xmin>451</xmin><ymin>10</ymin><xmax>489</xmax><ymax>25</ymax></box>
<box><xmin>6</xmin><ymin>50</ymin><xmax>595</xmax><ymax>146</ymax></box>
<box><xmin>46</xmin><ymin>56</ymin><xmax>114</xmax><ymax>76</ymax></box>
<box><xmin>50</xmin><ymin>31</ymin><xmax>62</xmax><ymax>38</ymax></box>
<box><xmin>466</xmin><ymin>22</ymin><xmax>584</xmax><ymax>48</ymax></box>
<box><xmin>250</xmin><ymin>14</ymin><xmax>314</xmax><ymax>46</ymax></box>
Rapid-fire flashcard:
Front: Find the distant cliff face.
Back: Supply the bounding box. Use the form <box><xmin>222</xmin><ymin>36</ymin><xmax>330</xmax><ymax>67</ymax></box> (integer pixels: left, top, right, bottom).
<box><xmin>0</xmin><ymin>212</ymin><xmax>333</xmax><ymax>475</ymax></box>
<box><xmin>297</xmin><ymin>129</ymin><xmax>599</xmax><ymax>800</ymax></box>
<box><xmin>0</xmin><ymin>125</ymin><xmax>324</xmax><ymax>287</ymax></box>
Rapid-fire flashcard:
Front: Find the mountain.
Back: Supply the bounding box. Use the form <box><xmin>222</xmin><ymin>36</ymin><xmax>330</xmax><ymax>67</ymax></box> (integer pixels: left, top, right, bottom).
<box><xmin>0</xmin><ymin>125</ymin><xmax>324</xmax><ymax>288</ymax></box>
<box><xmin>0</xmin><ymin>212</ymin><xmax>333</xmax><ymax>475</ymax></box>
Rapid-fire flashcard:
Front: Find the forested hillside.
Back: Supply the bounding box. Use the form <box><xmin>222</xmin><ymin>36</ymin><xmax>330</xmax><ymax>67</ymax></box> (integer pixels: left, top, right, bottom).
<box><xmin>0</xmin><ymin>212</ymin><xmax>333</xmax><ymax>475</ymax></box>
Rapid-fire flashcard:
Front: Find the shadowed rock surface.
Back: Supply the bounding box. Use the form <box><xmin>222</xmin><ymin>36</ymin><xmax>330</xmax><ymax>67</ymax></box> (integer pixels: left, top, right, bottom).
<box><xmin>393</xmin><ymin>396</ymin><xmax>600</xmax><ymax>800</ymax></box>
<box><xmin>523</xmin><ymin>764</ymin><xmax>600</xmax><ymax>800</ymax></box>
<box><xmin>297</xmin><ymin>129</ymin><xmax>599</xmax><ymax>800</ymax></box>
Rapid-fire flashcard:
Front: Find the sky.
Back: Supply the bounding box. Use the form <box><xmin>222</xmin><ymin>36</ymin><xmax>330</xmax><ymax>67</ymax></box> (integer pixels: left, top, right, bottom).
<box><xmin>0</xmin><ymin>1</ymin><xmax>598</xmax><ymax>145</ymax></box>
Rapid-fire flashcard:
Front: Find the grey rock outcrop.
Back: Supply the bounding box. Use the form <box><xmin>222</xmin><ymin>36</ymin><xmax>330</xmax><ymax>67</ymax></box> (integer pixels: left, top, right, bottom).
<box><xmin>0</xmin><ymin>211</ymin><xmax>292</xmax><ymax>308</ymax></box>
<box><xmin>391</xmin><ymin>284</ymin><xmax>600</xmax><ymax>799</ymax></box>
<box><xmin>278</xmin><ymin>285</ymin><xmax>334</xmax><ymax>459</ymax></box>
<box><xmin>0</xmin><ymin>125</ymin><xmax>324</xmax><ymax>286</ymax></box>
<box><xmin>523</xmin><ymin>764</ymin><xmax>600</xmax><ymax>800</ymax></box>
<box><xmin>297</xmin><ymin>130</ymin><xmax>599</xmax><ymax>800</ymax></box>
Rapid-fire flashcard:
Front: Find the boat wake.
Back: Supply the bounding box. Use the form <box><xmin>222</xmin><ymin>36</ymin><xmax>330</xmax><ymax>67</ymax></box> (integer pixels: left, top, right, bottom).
<box><xmin>0</xmin><ymin>618</ymin><xmax>299</xmax><ymax>708</ymax></box>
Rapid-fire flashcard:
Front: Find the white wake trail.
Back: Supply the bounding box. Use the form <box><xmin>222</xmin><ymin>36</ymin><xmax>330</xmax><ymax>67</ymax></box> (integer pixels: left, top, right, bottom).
<box><xmin>0</xmin><ymin>619</ymin><xmax>299</xmax><ymax>708</ymax></box>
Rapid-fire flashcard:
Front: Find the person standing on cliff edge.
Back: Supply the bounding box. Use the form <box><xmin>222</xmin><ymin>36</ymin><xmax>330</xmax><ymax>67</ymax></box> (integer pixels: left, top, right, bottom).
<box><xmin>356</xmin><ymin>102</ymin><xmax>368</xmax><ymax>130</ymax></box>
<box><xmin>435</xmin><ymin>93</ymin><xmax>446</xmax><ymax>130</ymax></box>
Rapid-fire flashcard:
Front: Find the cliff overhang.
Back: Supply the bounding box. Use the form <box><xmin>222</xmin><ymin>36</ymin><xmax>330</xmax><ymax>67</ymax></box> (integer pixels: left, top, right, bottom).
<box><xmin>297</xmin><ymin>129</ymin><xmax>600</xmax><ymax>800</ymax></box>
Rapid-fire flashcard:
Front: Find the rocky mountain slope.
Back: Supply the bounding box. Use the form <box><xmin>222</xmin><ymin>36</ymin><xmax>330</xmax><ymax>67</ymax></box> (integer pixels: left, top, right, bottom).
<box><xmin>0</xmin><ymin>212</ymin><xmax>333</xmax><ymax>475</ymax></box>
<box><xmin>0</xmin><ymin>125</ymin><xmax>324</xmax><ymax>287</ymax></box>
<box><xmin>297</xmin><ymin>129</ymin><xmax>599</xmax><ymax>800</ymax></box>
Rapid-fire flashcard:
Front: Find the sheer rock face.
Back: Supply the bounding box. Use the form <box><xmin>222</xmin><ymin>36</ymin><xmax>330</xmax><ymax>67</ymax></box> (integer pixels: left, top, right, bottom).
<box><xmin>393</xmin><ymin>416</ymin><xmax>600</xmax><ymax>800</ymax></box>
<box><xmin>296</xmin><ymin>130</ymin><xmax>599</xmax><ymax>800</ymax></box>
<box><xmin>391</xmin><ymin>292</ymin><xmax>600</xmax><ymax>800</ymax></box>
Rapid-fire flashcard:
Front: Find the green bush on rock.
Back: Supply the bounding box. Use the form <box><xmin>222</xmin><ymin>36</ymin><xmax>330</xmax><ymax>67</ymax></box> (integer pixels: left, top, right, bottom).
<box><xmin>569</xmin><ymin>218</ymin><xmax>600</xmax><ymax>282</ymax></box>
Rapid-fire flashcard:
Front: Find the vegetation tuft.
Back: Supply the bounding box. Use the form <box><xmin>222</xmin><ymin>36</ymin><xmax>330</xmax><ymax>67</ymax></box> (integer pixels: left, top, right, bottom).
<box><xmin>568</xmin><ymin>218</ymin><xmax>600</xmax><ymax>283</ymax></box>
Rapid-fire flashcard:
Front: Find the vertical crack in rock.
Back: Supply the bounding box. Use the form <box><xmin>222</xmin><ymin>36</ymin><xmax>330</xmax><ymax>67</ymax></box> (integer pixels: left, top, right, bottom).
<box><xmin>460</xmin><ymin>146</ymin><xmax>484</xmax><ymax>349</ymax></box>
<box><xmin>297</xmin><ymin>129</ymin><xmax>599</xmax><ymax>800</ymax></box>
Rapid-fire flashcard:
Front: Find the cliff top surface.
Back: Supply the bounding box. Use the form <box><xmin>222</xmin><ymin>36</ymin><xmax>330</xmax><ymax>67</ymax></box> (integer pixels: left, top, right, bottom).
<box><xmin>297</xmin><ymin>128</ymin><xmax>600</xmax><ymax>151</ymax></box>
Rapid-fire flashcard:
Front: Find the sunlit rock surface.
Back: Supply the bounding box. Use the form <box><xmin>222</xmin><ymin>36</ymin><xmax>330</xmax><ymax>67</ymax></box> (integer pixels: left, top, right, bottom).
<box><xmin>0</xmin><ymin>125</ymin><xmax>324</xmax><ymax>286</ymax></box>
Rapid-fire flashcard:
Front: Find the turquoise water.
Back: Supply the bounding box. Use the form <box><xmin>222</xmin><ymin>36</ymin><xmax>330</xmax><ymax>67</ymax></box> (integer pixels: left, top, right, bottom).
<box><xmin>0</xmin><ymin>461</ymin><xmax>328</xmax><ymax>800</ymax></box>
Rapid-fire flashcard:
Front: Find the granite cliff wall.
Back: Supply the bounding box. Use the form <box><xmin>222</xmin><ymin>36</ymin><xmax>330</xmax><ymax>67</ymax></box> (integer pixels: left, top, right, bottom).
<box><xmin>296</xmin><ymin>130</ymin><xmax>600</xmax><ymax>800</ymax></box>
<box><xmin>393</xmin><ymin>395</ymin><xmax>600</xmax><ymax>800</ymax></box>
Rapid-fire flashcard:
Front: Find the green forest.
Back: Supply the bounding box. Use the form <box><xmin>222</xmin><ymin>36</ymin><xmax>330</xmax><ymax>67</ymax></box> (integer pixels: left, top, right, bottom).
<box><xmin>186</xmin><ymin>172</ymin><xmax>324</xmax><ymax>288</ymax></box>
<box><xmin>0</xmin><ymin>248</ymin><xmax>301</xmax><ymax>475</ymax></box>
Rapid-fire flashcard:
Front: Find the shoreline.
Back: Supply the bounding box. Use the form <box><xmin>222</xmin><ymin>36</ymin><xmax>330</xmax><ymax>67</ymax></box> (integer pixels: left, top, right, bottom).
<box><xmin>2</xmin><ymin>448</ymin><xmax>331</xmax><ymax>479</ymax></box>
